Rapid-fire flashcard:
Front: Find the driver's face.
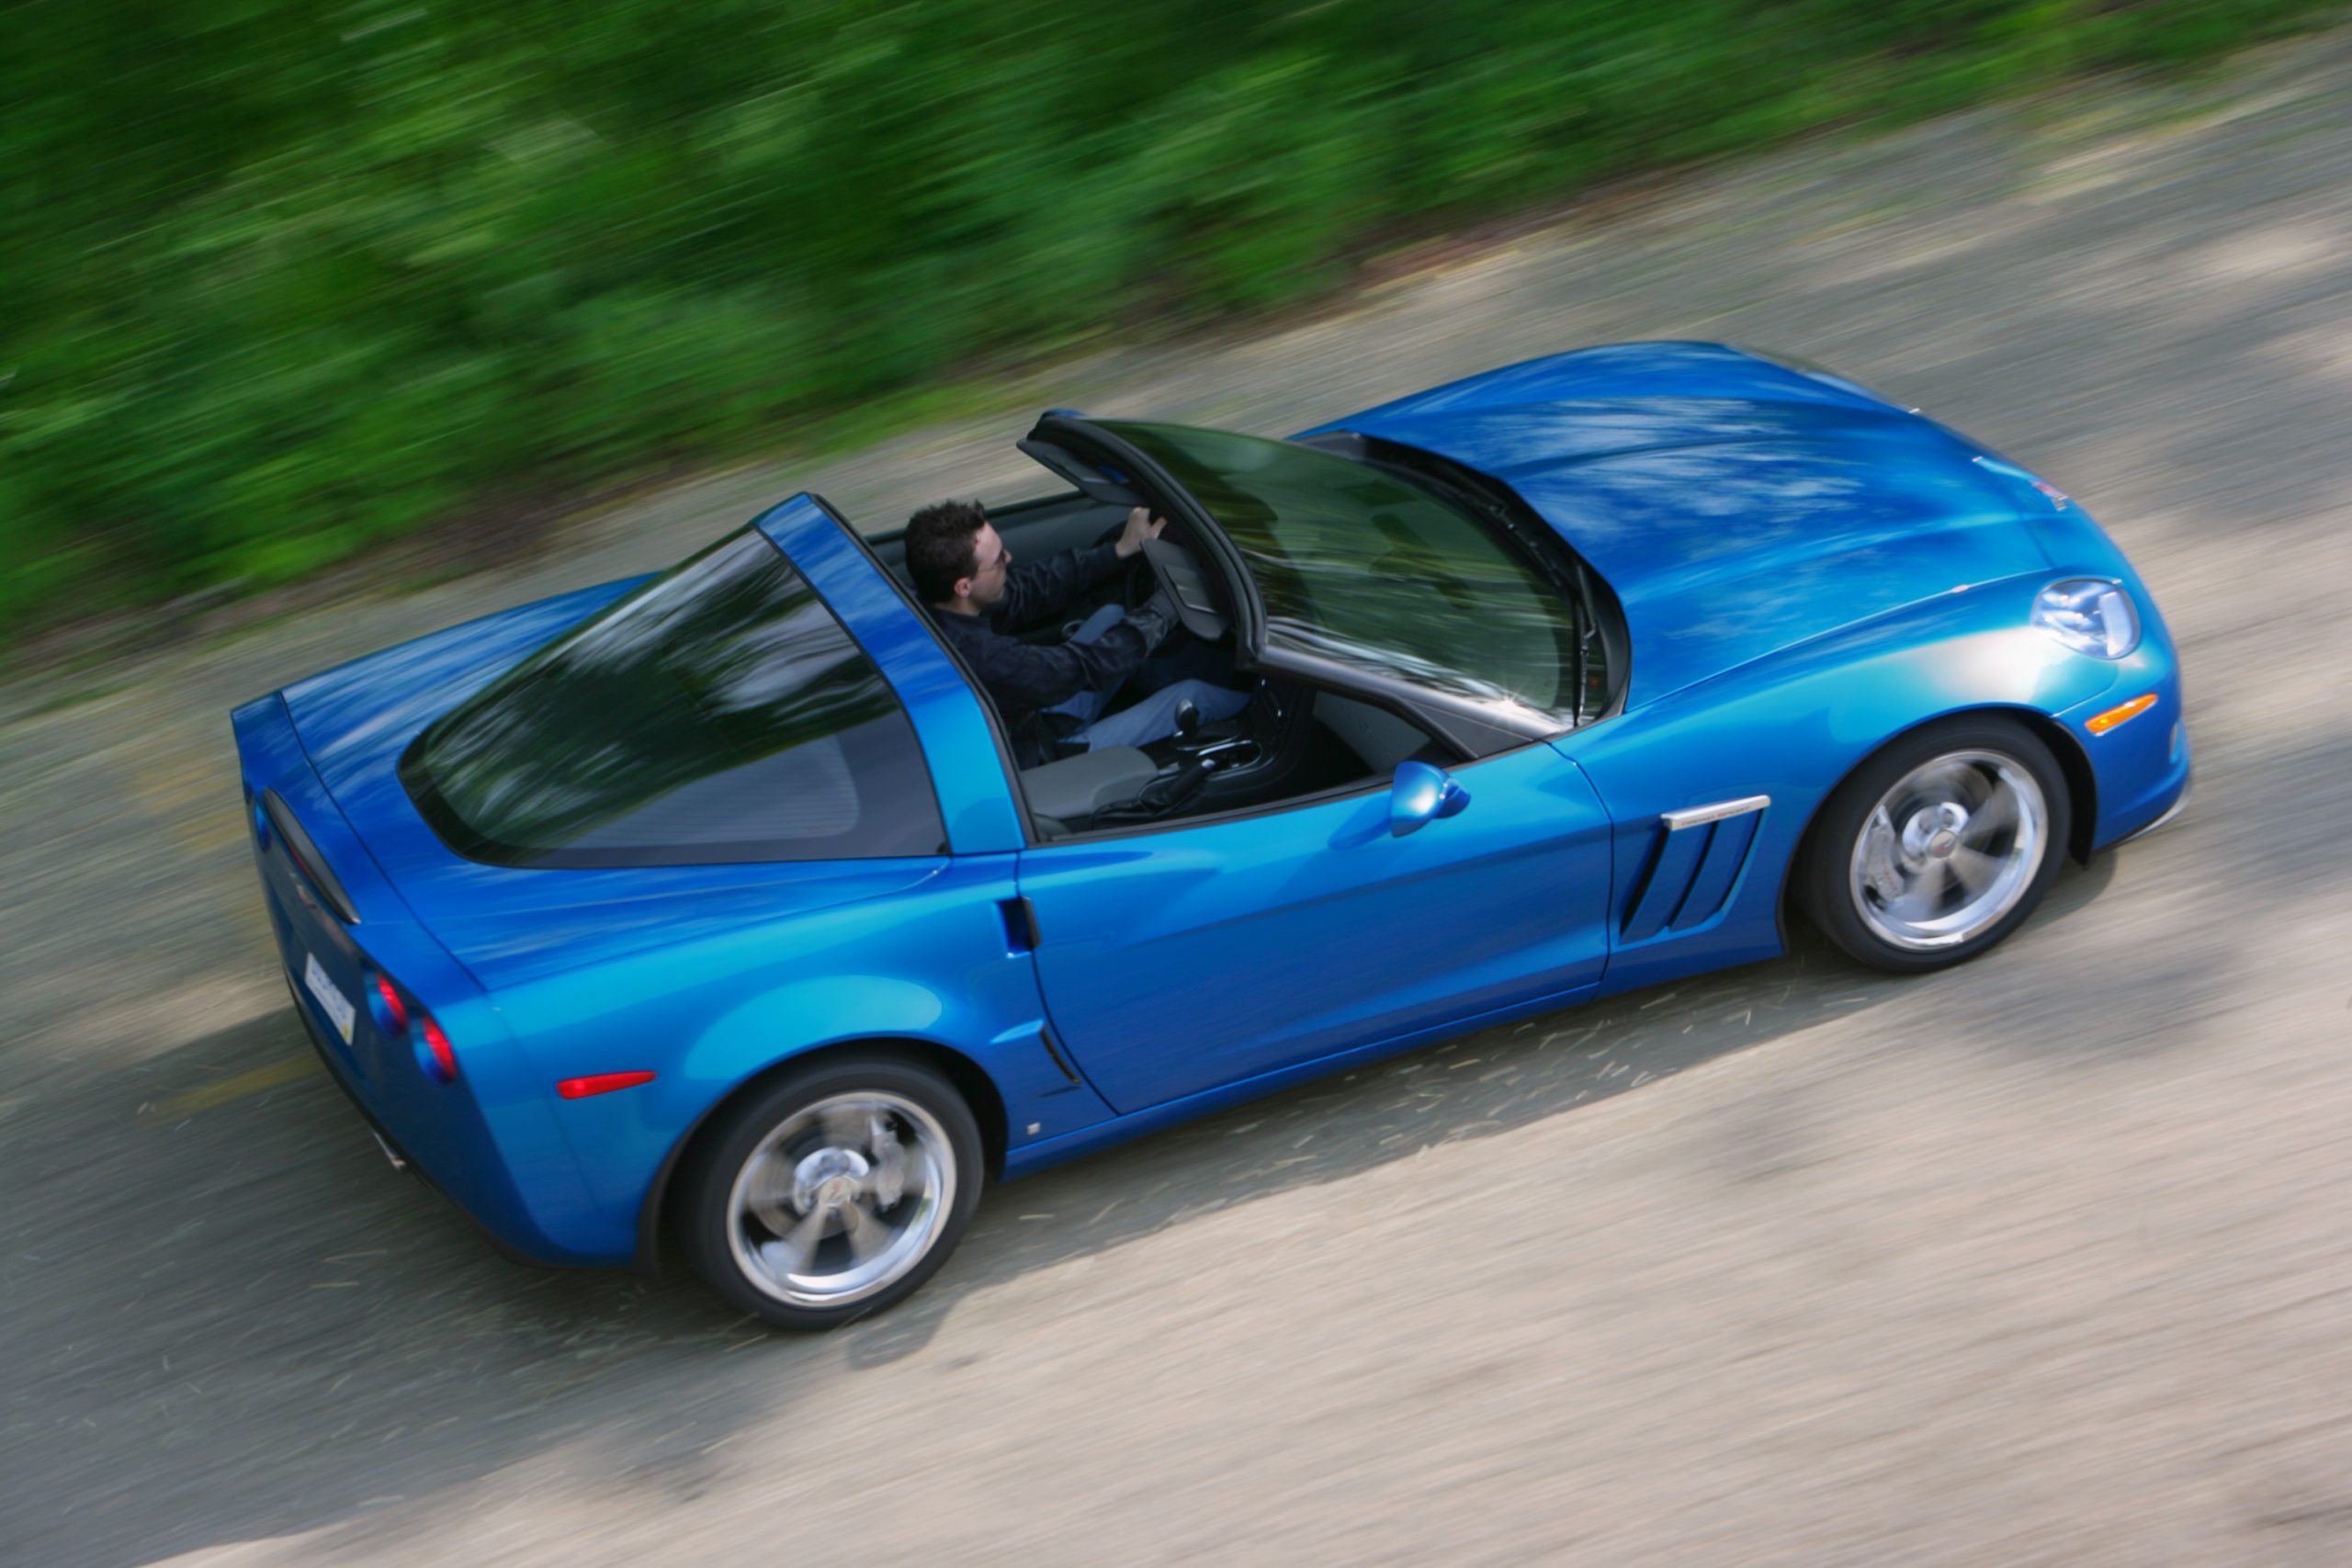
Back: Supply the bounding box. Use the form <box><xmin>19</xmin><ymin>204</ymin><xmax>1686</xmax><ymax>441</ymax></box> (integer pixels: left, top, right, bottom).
<box><xmin>966</xmin><ymin>523</ymin><xmax>1012</xmax><ymax>608</ymax></box>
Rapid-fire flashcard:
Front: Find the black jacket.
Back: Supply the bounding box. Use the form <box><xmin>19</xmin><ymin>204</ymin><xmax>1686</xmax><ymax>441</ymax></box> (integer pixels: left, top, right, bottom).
<box><xmin>928</xmin><ymin>543</ymin><xmax>1175</xmax><ymax>762</ymax></box>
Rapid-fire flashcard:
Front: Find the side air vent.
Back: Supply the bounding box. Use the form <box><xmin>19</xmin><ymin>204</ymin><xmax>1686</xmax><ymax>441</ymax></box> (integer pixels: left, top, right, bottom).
<box><xmin>1622</xmin><ymin>795</ymin><xmax>1769</xmax><ymax>942</ymax></box>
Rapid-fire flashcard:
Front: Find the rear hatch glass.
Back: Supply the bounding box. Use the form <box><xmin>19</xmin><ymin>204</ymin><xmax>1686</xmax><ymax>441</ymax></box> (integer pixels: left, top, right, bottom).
<box><xmin>401</xmin><ymin>528</ymin><xmax>944</xmax><ymax>868</ymax></box>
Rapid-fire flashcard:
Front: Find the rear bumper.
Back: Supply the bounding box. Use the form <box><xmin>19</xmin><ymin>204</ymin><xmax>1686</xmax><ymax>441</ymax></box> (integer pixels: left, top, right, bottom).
<box><xmin>283</xmin><ymin>964</ymin><xmax>605</xmax><ymax>1269</ymax></box>
<box><xmin>288</xmin><ymin>972</ymin><xmax>412</xmax><ymax>1158</ymax></box>
<box><xmin>238</xmin><ymin>693</ymin><xmax>621</xmax><ymax>1267</ymax></box>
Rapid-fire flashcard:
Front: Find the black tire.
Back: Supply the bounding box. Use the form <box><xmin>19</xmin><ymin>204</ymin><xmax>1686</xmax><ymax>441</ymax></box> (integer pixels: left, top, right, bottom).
<box><xmin>676</xmin><ymin>1054</ymin><xmax>984</xmax><ymax>1331</ymax></box>
<box><xmin>1797</xmin><ymin>716</ymin><xmax>2072</xmax><ymax>974</ymax></box>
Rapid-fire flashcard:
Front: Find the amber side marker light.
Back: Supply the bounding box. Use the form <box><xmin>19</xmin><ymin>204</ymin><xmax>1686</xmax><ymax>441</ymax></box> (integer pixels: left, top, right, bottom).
<box><xmin>2087</xmin><ymin>693</ymin><xmax>2159</xmax><ymax>736</ymax></box>
<box><xmin>558</xmin><ymin>1071</ymin><xmax>659</xmax><ymax>1100</ymax></box>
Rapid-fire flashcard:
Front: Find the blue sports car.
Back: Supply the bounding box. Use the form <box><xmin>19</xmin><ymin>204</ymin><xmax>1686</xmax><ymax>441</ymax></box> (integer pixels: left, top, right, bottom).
<box><xmin>233</xmin><ymin>343</ymin><xmax>2188</xmax><ymax>1328</ymax></box>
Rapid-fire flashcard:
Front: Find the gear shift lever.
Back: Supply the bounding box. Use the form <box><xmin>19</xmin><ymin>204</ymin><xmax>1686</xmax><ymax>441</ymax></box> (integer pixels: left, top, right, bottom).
<box><xmin>1173</xmin><ymin>697</ymin><xmax>1199</xmax><ymax>739</ymax></box>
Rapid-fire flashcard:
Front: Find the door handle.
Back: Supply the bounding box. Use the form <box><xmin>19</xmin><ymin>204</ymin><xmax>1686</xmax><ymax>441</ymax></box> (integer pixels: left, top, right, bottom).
<box><xmin>999</xmin><ymin>897</ymin><xmax>1042</xmax><ymax>952</ymax></box>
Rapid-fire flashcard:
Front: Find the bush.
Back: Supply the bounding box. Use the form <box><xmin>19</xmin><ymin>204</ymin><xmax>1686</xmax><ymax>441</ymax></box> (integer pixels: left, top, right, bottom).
<box><xmin>2</xmin><ymin>0</ymin><xmax>2341</xmax><ymax>643</ymax></box>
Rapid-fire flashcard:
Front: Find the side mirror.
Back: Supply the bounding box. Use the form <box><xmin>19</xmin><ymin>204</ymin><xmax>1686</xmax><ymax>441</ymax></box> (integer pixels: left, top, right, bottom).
<box><xmin>1389</xmin><ymin>761</ymin><xmax>1471</xmax><ymax>838</ymax></box>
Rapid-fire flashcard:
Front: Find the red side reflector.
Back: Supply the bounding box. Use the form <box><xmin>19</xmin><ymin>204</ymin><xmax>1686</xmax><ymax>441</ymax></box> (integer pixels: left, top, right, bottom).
<box><xmin>558</xmin><ymin>1071</ymin><xmax>658</xmax><ymax>1100</ymax></box>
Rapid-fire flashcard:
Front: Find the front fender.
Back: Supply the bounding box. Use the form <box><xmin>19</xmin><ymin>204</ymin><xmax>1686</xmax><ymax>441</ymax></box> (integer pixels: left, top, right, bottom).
<box><xmin>1558</xmin><ymin>574</ymin><xmax>2120</xmax><ymax>996</ymax></box>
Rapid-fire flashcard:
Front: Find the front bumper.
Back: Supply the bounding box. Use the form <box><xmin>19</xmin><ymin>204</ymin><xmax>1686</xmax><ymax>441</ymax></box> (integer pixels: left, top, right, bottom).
<box><xmin>2056</xmin><ymin>659</ymin><xmax>2190</xmax><ymax>852</ymax></box>
<box><xmin>2112</xmin><ymin>765</ymin><xmax>2191</xmax><ymax>846</ymax></box>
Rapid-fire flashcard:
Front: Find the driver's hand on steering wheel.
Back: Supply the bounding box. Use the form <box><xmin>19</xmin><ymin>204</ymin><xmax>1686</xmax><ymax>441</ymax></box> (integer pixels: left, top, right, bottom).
<box><xmin>1114</xmin><ymin>506</ymin><xmax>1167</xmax><ymax>559</ymax></box>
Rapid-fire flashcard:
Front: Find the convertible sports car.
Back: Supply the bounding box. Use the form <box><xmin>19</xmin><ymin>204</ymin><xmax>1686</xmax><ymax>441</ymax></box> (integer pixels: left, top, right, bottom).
<box><xmin>233</xmin><ymin>343</ymin><xmax>2188</xmax><ymax>1328</ymax></box>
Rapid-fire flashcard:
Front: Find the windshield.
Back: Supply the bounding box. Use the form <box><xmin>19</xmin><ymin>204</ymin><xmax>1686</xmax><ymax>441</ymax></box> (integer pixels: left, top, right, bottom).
<box><xmin>401</xmin><ymin>528</ymin><xmax>944</xmax><ymax>867</ymax></box>
<box><xmin>1101</xmin><ymin>423</ymin><xmax>1580</xmax><ymax>717</ymax></box>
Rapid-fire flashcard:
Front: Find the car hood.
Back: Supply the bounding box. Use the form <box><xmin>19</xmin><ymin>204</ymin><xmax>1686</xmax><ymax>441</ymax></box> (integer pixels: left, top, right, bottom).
<box><xmin>277</xmin><ymin>580</ymin><xmax>938</xmax><ymax>990</ymax></box>
<box><xmin>1311</xmin><ymin>344</ymin><xmax>2053</xmax><ymax>707</ymax></box>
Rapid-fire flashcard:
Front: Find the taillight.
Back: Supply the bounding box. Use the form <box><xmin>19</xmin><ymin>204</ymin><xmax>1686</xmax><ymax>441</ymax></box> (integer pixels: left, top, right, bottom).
<box><xmin>417</xmin><ymin>1014</ymin><xmax>458</xmax><ymax>1085</ymax></box>
<box><xmin>367</xmin><ymin>973</ymin><xmax>409</xmax><ymax>1037</ymax></box>
<box><xmin>367</xmin><ymin>965</ymin><xmax>456</xmax><ymax>1086</ymax></box>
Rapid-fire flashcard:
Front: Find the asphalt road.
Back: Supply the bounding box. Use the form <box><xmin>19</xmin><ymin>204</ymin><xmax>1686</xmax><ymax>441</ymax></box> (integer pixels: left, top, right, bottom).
<box><xmin>7</xmin><ymin>30</ymin><xmax>2352</xmax><ymax>1567</ymax></box>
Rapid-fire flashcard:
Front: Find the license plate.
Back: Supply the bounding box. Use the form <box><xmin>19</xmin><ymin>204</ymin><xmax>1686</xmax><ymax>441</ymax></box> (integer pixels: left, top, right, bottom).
<box><xmin>303</xmin><ymin>952</ymin><xmax>356</xmax><ymax>1044</ymax></box>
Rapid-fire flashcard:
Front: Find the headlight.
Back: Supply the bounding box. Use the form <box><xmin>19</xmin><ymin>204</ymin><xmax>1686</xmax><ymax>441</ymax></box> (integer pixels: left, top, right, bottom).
<box><xmin>2032</xmin><ymin>578</ymin><xmax>2140</xmax><ymax>659</ymax></box>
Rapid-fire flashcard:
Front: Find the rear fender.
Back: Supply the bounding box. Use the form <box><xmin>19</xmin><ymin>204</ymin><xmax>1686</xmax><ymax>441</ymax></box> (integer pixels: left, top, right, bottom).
<box><xmin>488</xmin><ymin>856</ymin><xmax>1117</xmax><ymax>1261</ymax></box>
<box><xmin>633</xmin><ymin>1034</ymin><xmax>1012</xmax><ymax>1269</ymax></box>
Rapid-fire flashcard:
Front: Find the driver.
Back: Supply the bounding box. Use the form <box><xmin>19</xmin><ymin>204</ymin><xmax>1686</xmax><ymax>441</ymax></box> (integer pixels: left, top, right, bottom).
<box><xmin>904</xmin><ymin>500</ymin><xmax>1250</xmax><ymax>763</ymax></box>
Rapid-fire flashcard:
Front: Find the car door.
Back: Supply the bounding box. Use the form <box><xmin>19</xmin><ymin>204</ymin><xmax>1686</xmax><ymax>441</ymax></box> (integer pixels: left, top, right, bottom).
<box><xmin>1013</xmin><ymin>742</ymin><xmax>1613</xmax><ymax>1113</ymax></box>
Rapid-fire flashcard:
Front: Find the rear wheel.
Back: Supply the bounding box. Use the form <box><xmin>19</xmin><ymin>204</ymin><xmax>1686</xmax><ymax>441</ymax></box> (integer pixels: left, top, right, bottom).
<box><xmin>677</xmin><ymin>1055</ymin><xmax>983</xmax><ymax>1330</ymax></box>
<box><xmin>1799</xmin><ymin>717</ymin><xmax>2071</xmax><ymax>973</ymax></box>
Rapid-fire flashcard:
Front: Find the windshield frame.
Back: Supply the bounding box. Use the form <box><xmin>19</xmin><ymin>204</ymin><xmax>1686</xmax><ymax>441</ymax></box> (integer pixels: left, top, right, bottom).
<box><xmin>1046</xmin><ymin>416</ymin><xmax>1616</xmax><ymax>750</ymax></box>
<box><xmin>1309</xmin><ymin>429</ymin><xmax>1629</xmax><ymax>729</ymax></box>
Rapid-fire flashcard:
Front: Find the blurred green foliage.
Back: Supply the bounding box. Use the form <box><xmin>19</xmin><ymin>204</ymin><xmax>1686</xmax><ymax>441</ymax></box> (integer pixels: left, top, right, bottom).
<box><xmin>1</xmin><ymin>0</ymin><xmax>2338</xmax><ymax>639</ymax></box>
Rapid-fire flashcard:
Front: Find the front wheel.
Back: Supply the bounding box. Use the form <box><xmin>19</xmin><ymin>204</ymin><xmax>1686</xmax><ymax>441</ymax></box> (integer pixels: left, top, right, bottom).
<box><xmin>1798</xmin><ymin>718</ymin><xmax>2071</xmax><ymax>973</ymax></box>
<box><xmin>677</xmin><ymin>1055</ymin><xmax>984</xmax><ymax>1330</ymax></box>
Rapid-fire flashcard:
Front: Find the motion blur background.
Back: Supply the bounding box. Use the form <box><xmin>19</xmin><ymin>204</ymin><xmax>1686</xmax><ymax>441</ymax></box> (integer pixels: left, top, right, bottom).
<box><xmin>2</xmin><ymin>0</ymin><xmax>2339</xmax><ymax>653</ymax></box>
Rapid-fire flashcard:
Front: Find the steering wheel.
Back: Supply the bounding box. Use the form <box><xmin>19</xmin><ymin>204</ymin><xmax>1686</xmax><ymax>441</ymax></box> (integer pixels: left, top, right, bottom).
<box><xmin>1092</xmin><ymin>516</ymin><xmax>1183</xmax><ymax>613</ymax></box>
<box><xmin>1091</xmin><ymin>516</ymin><xmax>1232</xmax><ymax>640</ymax></box>
<box><xmin>1122</xmin><ymin>550</ymin><xmax>1160</xmax><ymax>611</ymax></box>
<box><xmin>1137</xmin><ymin>536</ymin><xmax>1231</xmax><ymax>642</ymax></box>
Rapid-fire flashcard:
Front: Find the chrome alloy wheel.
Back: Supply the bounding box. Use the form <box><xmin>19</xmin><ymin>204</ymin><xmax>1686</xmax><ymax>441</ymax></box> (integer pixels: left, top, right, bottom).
<box><xmin>1848</xmin><ymin>749</ymin><xmax>2049</xmax><ymax>952</ymax></box>
<box><xmin>724</xmin><ymin>1091</ymin><xmax>956</xmax><ymax>1309</ymax></box>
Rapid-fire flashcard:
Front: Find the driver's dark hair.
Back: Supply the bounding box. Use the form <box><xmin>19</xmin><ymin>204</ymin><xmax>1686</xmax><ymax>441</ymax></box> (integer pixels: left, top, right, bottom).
<box><xmin>904</xmin><ymin>501</ymin><xmax>989</xmax><ymax>604</ymax></box>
